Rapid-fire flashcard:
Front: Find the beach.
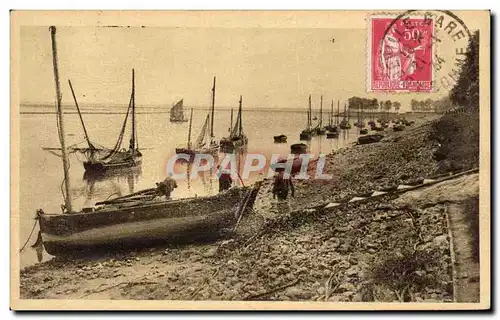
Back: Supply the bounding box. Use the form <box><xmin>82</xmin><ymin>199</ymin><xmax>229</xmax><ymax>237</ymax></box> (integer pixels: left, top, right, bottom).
<box><xmin>19</xmin><ymin>112</ymin><xmax>480</xmax><ymax>302</ymax></box>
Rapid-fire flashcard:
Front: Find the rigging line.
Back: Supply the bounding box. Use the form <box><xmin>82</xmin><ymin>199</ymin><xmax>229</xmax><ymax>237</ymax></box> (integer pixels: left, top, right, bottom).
<box><xmin>19</xmin><ymin>218</ymin><xmax>38</xmax><ymax>252</ymax></box>
<box><xmin>102</xmin><ymin>94</ymin><xmax>133</xmax><ymax>160</ymax></box>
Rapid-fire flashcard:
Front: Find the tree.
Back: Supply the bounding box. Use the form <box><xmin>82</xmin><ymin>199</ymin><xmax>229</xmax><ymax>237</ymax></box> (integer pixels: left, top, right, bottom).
<box><xmin>424</xmin><ymin>99</ymin><xmax>433</xmax><ymax>111</ymax></box>
<box><xmin>384</xmin><ymin>100</ymin><xmax>392</xmax><ymax>112</ymax></box>
<box><xmin>393</xmin><ymin>101</ymin><xmax>401</xmax><ymax>113</ymax></box>
<box><xmin>449</xmin><ymin>30</ymin><xmax>479</xmax><ymax>110</ymax></box>
<box><xmin>418</xmin><ymin>101</ymin><xmax>425</xmax><ymax>111</ymax></box>
<box><xmin>411</xmin><ymin>99</ymin><xmax>418</xmax><ymax>111</ymax></box>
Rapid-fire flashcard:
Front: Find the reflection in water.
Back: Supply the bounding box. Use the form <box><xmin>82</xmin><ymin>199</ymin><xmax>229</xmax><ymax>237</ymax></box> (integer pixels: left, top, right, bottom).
<box><xmin>82</xmin><ymin>167</ymin><xmax>142</xmax><ymax>203</ymax></box>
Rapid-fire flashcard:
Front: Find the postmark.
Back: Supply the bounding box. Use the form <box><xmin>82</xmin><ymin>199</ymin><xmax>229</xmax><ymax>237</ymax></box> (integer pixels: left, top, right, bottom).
<box><xmin>367</xmin><ymin>10</ymin><xmax>472</xmax><ymax>93</ymax></box>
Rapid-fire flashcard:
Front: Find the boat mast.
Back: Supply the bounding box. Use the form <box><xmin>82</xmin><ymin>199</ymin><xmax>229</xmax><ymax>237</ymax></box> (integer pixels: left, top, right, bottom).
<box><xmin>330</xmin><ymin>100</ymin><xmax>333</xmax><ymax>127</ymax></box>
<box><xmin>68</xmin><ymin>79</ymin><xmax>93</xmax><ymax>152</ymax></box>
<box><xmin>210</xmin><ymin>76</ymin><xmax>216</xmax><ymax>138</ymax></box>
<box><xmin>229</xmin><ymin>108</ymin><xmax>233</xmax><ymax>134</ymax></box>
<box><xmin>319</xmin><ymin>95</ymin><xmax>323</xmax><ymax>126</ymax></box>
<box><xmin>238</xmin><ymin>95</ymin><xmax>243</xmax><ymax>136</ymax></box>
<box><xmin>187</xmin><ymin>108</ymin><xmax>193</xmax><ymax>149</ymax></box>
<box><xmin>308</xmin><ymin>94</ymin><xmax>312</xmax><ymax>128</ymax></box>
<box><xmin>130</xmin><ymin>69</ymin><xmax>136</xmax><ymax>151</ymax></box>
<box><xmin>50</xmin><ymin>26</ymin><xmax>72</xmax><ymax>213</ymax></box>
<box><xmin>337</xmin><ymin>100</ymin><xmax>340</xmax><ymax>125</ymax></box>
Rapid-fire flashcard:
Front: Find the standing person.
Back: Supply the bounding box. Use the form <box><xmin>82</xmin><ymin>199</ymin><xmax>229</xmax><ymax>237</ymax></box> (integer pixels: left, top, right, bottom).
<box><xmin>272</xmin><ymin>171</ymin><xmax>295</xmax><ymax>201</ymax></box>
<box><xmin>217</xmin><ymin>164</ymin><xmax>233</xmax><ymax>192</ymax></box>
<box><xmin>156</xmin><ymin>173</ymin><xmax>177</xmax><ymax>200</ymax></box>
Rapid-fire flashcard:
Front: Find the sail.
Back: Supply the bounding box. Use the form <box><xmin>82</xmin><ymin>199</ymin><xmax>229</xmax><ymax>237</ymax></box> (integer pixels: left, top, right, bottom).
<box><xmin>195</xmin><ymin>114</ymin><xmax>210</xmax><ymax>149</ymax></box>
<box><xmin>230</xmin><ymin>110</ymin><xmax>241</xmax><ymax>138</ymax></box>
<box><xmin>170</xmin><ymin>99</ymin><xmax>185</xmax><ymax>121</ymax></box>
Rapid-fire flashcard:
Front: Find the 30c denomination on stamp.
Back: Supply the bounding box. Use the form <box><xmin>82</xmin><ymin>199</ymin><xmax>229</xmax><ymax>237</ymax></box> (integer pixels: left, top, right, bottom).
<box><xmin>368</xmin><ymin>15</ymin><xmax>434</xmax><ymax>92</ymax></box>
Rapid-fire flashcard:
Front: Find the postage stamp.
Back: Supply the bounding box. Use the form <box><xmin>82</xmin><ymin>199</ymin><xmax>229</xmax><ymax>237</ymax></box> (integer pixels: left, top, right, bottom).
<box><xmin>367</xmin><ymin>10</ymin><xmax>474</xmax><ymax>93</ymax></box>
<box><xmin>367</xmin><ymin>15</ymin><xmax>434</xmax><ymax>92</ymax></box>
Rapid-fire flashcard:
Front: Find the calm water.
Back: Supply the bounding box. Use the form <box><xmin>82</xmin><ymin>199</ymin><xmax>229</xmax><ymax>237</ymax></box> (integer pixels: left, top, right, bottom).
<box><xmin>19</xmin><ymin>108</ymin><xmax>363</xmax><ymax>267</ymax></box>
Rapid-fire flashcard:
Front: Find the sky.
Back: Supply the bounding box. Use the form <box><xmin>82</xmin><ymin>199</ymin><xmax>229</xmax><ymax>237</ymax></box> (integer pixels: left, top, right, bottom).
<box><xmin>20</xmin><ymin>25</ymin><xmax>453</xmax><ymax>111</ymax></box>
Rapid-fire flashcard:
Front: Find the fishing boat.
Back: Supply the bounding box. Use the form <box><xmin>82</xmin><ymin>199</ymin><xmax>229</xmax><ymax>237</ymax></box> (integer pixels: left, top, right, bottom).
<box><xmin>273</xmin><ymin>134</ymin><xmax>287</xmax><ymax>143</ymax></box>
<box><xmin>339</xmin><ymin>103</ymin><xmax>351</xmax><ymax>130</ymax></box>
<box><xmin>314</xmin><ymin>95</ymin><xmax>327</xmax><ymax>135</ymax></box>
<box><xmin>300</xmin><ymin>95</ymin><xmax>314</xmax><ymax>141</ymax></box>
<box><xmin>64</xmin><ymin>68</ymin><xmax>142</xmax><ymax>173</ymax></box>
<box><xmin>35</xmin><ymin>27</ymin><xmax>261</xmax><ymax>256</ymax></box>
<box><xmin>354</xmin><ymin>105</ymin><xmax>366</xmax><ymax>128</ymax></box>
<box><xmin>220</xmin><ymin>95</ymin><xmax>248</xmax><ymax>153</ymax></box>
<box><xmin>326</xmin><ymin>100</ymin><xmax>339</xmax><ymax>139</ymax></box>
<box><xmin>357</xmin><ymin>133</ymin><xmax>384</xmax><ymax>145</ymax></box>
<box><xmin>176</xmin><ymin>109</ymin><xmax>217</xmax><ymax>160</ymax></box>
<box><xmin>393</xmin><ymin>124</ymin><xmax>405</xmax><ymax>132</ymax></box>
<box><xmin>176</xmin><ymin>77</ymin><xmax>219</xmax><ymax>159</ymax></box>
<box><xmin>170</xmin><ymin>99</ymin><xmax>188</xmax><ymax>123</ymax></box>
<box><xmin>37</xmin><ymin>184</ymin><xmax>261</xmax><ymax>255</ymax></box>
<box><xmin>360</xmin><ymin>128</ymin><xmax>369</xmax><ymax>135</ymax></box>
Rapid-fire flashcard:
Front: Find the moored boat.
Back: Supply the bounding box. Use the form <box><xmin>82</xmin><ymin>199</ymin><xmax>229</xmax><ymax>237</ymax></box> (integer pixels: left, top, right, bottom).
<box><xmin>65</xmin><ymin>70</ymin><xmax>142</xmax><ymax>174</ymax></box>
<box><xmin>339</xmin><ymin>103</ymin><xmax>351</xmax><ymax>129</ymax></box>
<box><xmin>176</xmin><ymin>77</ymin><xmax>219</xmax><ymax>160</ymax></box>
<box><xmin>273</xmin><ymin>134</ymin><xmax>287</xmax><ymax>143</ymax></box>
<box><xmin>300</xmin><ymin>95</ymin><xmax>314</xmax><ymax>141</ymax></box>
<box><xmin>220</xmin><ymin>95</ymin><xmax>248</xmax><ymax>153</ymax></box>
<box><xmin>326</xmin><ymin>100</ymin><xmax>340</xmax><ymax>139</ymax></box>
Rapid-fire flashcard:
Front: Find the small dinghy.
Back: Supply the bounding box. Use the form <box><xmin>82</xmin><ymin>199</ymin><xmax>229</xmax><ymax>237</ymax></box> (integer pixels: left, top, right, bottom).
<box><xmin>393</xmin><ymin>124</ymin><xmax>405</xmax><ymax>132</ymax></box>
<box><xmin>273</xmin><ymin>134</ymin><xmax>287</xmax><ymax>143</ymax></box>
<box><xmin>357</xmin><ymin>134</ymin><xmax>383</xmax><ymax>145</ymax></box>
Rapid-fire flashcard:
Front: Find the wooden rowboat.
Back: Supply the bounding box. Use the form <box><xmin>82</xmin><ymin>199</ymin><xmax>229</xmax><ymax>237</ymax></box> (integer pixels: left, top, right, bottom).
<box><xmin>37</xmin><ymin>185</ymin><xmax>260</xmax><ymax>255</ymax></box>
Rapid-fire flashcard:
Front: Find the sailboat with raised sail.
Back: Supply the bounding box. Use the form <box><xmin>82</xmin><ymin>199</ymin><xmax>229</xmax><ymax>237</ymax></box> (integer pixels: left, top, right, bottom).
<box><xmin>176</xmin><ymin>110</ymin><xmax>217</xmax><ymax>159</ymax></box>
<box><xmin>220</xmin><ymin>95</ymin><xmax>248</xmax><ymax>153</ymax></box>
<box><xmin>176</xmin><ymin>77</ymin><xmax>219</xmax><ymax>159</ymax></box>
<box><xmin>170</xmin><ymin>99</ymin><xmax>188</xmax><ymax>123</ymax></box>
<box><xmin>36</xmin><ymin>27</ymin><xmax>261</xmax><ymax>257</ymax></box>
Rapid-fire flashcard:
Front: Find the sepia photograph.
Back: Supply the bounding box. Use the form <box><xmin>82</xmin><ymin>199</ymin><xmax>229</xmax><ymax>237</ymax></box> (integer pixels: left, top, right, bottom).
<box><xmin>10</xmin><ymin>10</ymin><xmax>490</xmax><ymax>310</ymax></box>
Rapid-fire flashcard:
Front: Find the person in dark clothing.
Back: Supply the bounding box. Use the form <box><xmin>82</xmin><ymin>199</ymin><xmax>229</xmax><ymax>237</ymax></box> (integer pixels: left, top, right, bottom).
<box><xmin>218</xmin><ymin>165</ymin><xmax>233</xmax><ymax>192</ymax></box>
<box><xmin>272</xmin><ymin>171</ymin><xmax>295</xmax><ymax>200</ymax></box>
<box><xmin>156</xmin><ymin>174</ymin><xmax>178</xmax><ymax>199</ymax></box>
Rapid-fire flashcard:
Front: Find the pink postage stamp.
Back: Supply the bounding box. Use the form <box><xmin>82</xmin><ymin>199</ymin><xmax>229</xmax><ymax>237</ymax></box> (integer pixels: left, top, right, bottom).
<box><xmin>368</xmin><ymin>15</ymin><xmax>434</xmax><ymax>92</ymax></box>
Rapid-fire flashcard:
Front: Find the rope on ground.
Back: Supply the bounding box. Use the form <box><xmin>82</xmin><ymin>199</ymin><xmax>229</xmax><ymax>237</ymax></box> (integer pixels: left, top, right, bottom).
<box><xmin>20</xmin><ymin>218</ymin><xmax>38</xmax><ymax>253</ymax></box>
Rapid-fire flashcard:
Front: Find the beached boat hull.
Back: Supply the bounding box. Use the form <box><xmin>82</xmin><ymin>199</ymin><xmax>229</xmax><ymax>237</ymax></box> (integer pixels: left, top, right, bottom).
<box><xmin>39</xmin><ymin>186</ymin><xmax>257</xmax><ymax>255</ymax></box>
